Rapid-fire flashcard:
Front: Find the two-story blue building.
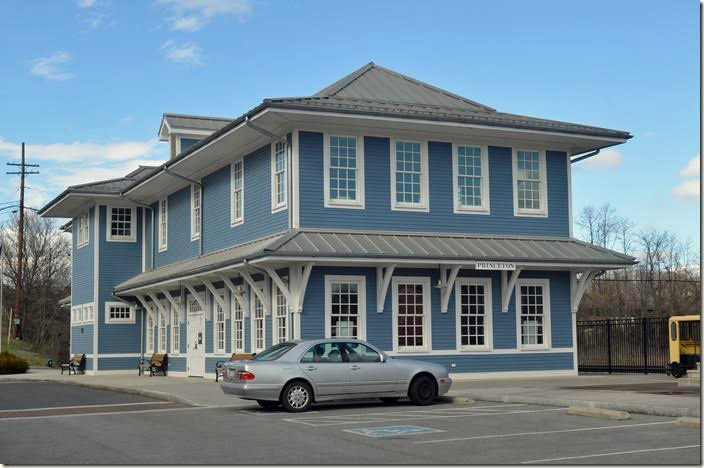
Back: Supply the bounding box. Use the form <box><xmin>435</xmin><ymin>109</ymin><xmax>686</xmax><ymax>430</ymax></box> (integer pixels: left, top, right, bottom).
<box><xmin>40</xmin><ymin>63</ymin><xmax>634</xmax><ymax>378</ymax></box>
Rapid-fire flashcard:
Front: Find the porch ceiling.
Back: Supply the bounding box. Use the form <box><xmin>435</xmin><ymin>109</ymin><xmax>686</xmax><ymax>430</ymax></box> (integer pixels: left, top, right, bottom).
<box><xmin>113</xmin><ymin>229</ymin><xmax>635</xmax><ymax>296</ymax></box>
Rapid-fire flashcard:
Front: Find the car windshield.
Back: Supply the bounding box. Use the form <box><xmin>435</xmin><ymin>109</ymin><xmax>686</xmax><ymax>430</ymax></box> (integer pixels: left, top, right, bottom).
<box><xmin>251</xmin><ymin>342</ymin><xmax>297</xmax><ymax>361</ymax></box>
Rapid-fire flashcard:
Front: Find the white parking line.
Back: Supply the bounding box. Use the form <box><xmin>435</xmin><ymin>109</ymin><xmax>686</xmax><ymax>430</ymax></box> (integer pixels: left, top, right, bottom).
<box><xmin>284</xmin><ymin>407</ymin><xmax>567</xmax><ymax>427</ymax></box>
<box><xmin>0</xmin><ymin>405</ymin><xmax>211</xmax><ymax>422</ymax></box>
<box><xmin>0</xmin><ymin>401</ymin><xmax>169</xmax><ymax>413</ymax></box>
<box><xmin>414</xmin><ymin>420</ymin><xmax>678</xmax><ymax>444</ymax></box>
<box><xmin>521</xmin><ymin>444</ymin><xmax>701</xmax><ymax>464</ymax></box>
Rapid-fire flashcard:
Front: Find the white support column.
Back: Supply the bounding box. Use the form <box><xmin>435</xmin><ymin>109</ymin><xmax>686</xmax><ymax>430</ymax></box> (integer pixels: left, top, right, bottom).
<box><xmin>376</xmin><ymin>264</ymin><xmax>396</xmax><ymax>313</ymax></box>
<box><xmin>202</xmin><ymin>279</ymin><xmax>226</xmax><ymax>320</ymax></box>
<box><xmin>288</xmin><ymin>262</ymin><xmax>314</xmax><ymax>312</ymax></box>
<box><xmin>183</xmin><ymin>282</ymin><xmax>208</xmax><ymax>320</ymax></box>
<box><xmin>440</xmin><ymin>265</ymin><xmax>461</xmax><ymax>313</ymax></box>
<box><xmin>159</xmin><ymin>287</ymin><xmax>183</xmax><ymax>322</ymax></box>
<box><xmin>500</xmin><ymin>267</ymin><xmax>523</xmax><ymax>313</ymax></box>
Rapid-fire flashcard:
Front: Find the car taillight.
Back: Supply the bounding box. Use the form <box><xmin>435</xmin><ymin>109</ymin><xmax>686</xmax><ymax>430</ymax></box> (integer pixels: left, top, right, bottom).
<box><xmin>237</xmin><ymin>370</ymin><xmax>255</xmax><ymax>381</ymax></box>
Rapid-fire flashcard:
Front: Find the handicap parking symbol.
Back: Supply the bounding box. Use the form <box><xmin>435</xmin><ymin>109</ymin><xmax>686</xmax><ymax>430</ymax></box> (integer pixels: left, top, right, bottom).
<box><xmin>344</xmin><ymin>425</ymin><xmax>443</xmax><ymax>438</ymax></box>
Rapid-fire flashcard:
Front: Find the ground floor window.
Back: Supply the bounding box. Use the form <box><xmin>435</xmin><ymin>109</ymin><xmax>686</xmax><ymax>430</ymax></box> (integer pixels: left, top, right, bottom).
<box><xmin>215</xmin><ymin>295</ymin><xmax>226</xmax><ymax>354</ymax></box>
<box><xmin>251</xmin><ymin>290</ymin><xmax>266</xmax><ymax>353</ymax></box>
<box><xmin>147</xmin><ymin>315</ymin><xmax>154</xmax><ymax>353</ymax></box>
<box><xmin>392</xmin><ymin>277</ymin><xmax>431</xmax><ymax>352</ymax></box>
<box><xmin>273</xmin><ymin>281</ymin><xmax>288</xmax><ymax>345</ymax></box>
<box><xmin>324</xmin><ymin>275</ymin><xmax>366</xmax><ymax>339</ymax></box>
<box><xmin>171</xmin><ymin>312</ymin><xmax>180</xmax><ymax>354</ymax></box>
<box><xmin>159</xmin><ymin>309</ymin><xmax>167</xmax><ymax>353</ymax></box>
<box><xmin>516</xmin><ymin>279</ymin><xmax>551</xmax><ymax>350</ymax></box>
<box><xmin>456</xmin><ymin>278</ymin><xmax>493</xmax><ymax>351</ymax></box>
<box><xmin>232</xmin><ymin>297</ymin><xmax>245</xmax><ymax>353</ymax></box>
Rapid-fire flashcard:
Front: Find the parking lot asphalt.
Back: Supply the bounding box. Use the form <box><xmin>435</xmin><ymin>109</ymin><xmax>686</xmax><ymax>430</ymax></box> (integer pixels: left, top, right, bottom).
<box><xmin>0</xmin><ymin>382</ymin><xmax>700</xmax><ymax>465</ymax></box>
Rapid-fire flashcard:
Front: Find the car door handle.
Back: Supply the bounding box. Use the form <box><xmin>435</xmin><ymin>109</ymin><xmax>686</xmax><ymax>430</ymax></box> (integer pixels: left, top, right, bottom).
<box><xmin>350</xmin><ymin>365</ymin><xmax>361</xmax><ymax>371</ymax></box>
<box><xmin>305</xmin><ymin>366</ymin><xmax>317</xmax><ymax>371</ymax></box>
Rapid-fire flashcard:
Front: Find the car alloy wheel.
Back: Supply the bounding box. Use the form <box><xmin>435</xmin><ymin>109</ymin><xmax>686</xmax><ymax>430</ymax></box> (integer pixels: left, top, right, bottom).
<box><xmin>287</xmin><ymin>385</ymin><xmax>310</xmax><ymax>409</ymax></box>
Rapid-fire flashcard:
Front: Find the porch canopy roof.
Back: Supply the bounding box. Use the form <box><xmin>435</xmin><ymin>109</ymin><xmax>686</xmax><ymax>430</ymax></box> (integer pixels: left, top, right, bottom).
<box><xmin>113</xmin><ymin>229</ymin><xmax>635</xmax><ymax>296</ymax></box>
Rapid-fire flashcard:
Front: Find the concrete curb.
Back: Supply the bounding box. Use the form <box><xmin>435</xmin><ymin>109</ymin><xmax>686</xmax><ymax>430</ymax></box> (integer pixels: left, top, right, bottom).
<box><xmin>447</xmin><ymin>391</ymin><xmax>699</xmax><ymax>418</ymax></box>
<box><xmin>675</xmin><ymin>417</ymin><xmax>700</xmax><ymax>428</ymax></box>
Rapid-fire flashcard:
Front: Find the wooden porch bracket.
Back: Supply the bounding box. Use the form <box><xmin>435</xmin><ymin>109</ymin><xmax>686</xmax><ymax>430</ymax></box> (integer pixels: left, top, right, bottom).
<box><xmin>376</xmin><ymin>264</ymin><xmax>396</xmax><ymax>313</ymax></box>
<box><xmin>202</xmin><ymin>279</ymin><xmax>228</xmax><ymax>319</ymax></box>
<box><xmin>219</xmin><ymin>274</ymin><xmax>249</xmax><ymax>317</ymax></box>
<box><xmin>289</xmin><ymin>262</ymin><xmax>314</xmax><ymax>313</ymax></box>
<box><xmin>241</xmin><ymin>271</ymin><xmax>270</xmax><ymax>314</ymax></box>
<box><xmin>500</xmin><ymin>267</ymin><xmax>523</xmax><ymax>313</ymax></box>
<box><xmin>135</xmin><ymin>293</ymin><xmax>158</xmax><ymax>324</ymax></box>
<box><xmin>146</xmin><ymin>292</ymin><xmax>169</xmax><ymax>322</ymax></box>
<box><xmin>158</xmin><ymin>287</ymin><xmax>184</xmax><ymax>322</ymax></box>
<box><xmin>183</xmin><ymin>282</ymin><xmax>209</xmax><ymax>320</ymax></box>
<box><xmin>571</xmin><ymin>269</ymin><xmax>598</xmax><ymax>313</ymax></box>
<box><xmin>440</xmin><ymin>265</ymin><xmax>461</xmax><ymax>313</ymax></box>
<box><xmin>263</xmin><ymin>267</ymin><xmax>291</xmax><ymax>304</ymax></box>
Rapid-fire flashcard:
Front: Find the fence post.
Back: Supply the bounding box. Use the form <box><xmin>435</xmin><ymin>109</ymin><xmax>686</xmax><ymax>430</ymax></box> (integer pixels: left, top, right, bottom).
<box><xmin>607</xmin><ymin>319</ymin><xmax>612</xmax><ymax>374</ymax></box>
<box><xmin>643</xmin><ymin>319</ymin><xmax>648</xmax><ymax>374</ymax></box>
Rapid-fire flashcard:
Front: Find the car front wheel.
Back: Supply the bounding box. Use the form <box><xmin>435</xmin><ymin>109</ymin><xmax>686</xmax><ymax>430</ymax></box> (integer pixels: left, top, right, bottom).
<box><xmin>281</xmin><ymin>381</ymin><xmax>313</xmax><ymax>412</ymax></box>
<box><xmin>408</xmin><ymin>375</ymin><xmax>437</xmax><ymax>405</ymax></box>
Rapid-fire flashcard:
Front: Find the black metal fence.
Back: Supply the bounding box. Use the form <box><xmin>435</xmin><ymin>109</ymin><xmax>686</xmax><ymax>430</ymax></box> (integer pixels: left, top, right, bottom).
<box><xmin>577</xmin><ymin>318</ymin><xmax>670</xmax><ymax>374</ymax></box>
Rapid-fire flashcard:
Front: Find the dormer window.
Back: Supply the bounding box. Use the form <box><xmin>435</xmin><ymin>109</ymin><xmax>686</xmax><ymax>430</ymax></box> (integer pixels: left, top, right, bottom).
<box><xmin>180</xmin><ymin>137</ymin><xmax>200</xmax><ymax>154</ymax></box>
<box><xmin>107</xmin><ymin>207</ymin><xmax>136</xmax><ymax>242</ymax></box>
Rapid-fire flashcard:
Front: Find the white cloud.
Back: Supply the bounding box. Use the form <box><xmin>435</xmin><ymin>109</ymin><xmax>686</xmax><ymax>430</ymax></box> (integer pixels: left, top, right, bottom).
<box><xmin>0</xmin><ymin>136</ymin><xmax>164</xmax><ymax>163</ymax></box>
<box><xmin>161</xmin><ymin>40</ymin><xmax>203</xmax><ymax>65</ymax></box>
<box><xmin>673</xmin><ymin>179</ymin><xmax>700</xmax><ymax>200</ymax></box>
<box><xmin>30</xmin><ymin>52</ymin><xmax>74</xmax><ymax>81</ymax></box>
<box><xmin>156</xmin><ymin>0</ymin><xmax>252</xmax><ymax>31</ymax></box>
<box><xmin>679</xmin><ymin>155</ymin><xmax>700</xmax><ymax>178</ymax></box>
<box><xmin>77</xmin><ymin>0</ymin><xmax>96</xmax><ymax>7</ymax></box>
<box><xmin>49</xmin><ymin>159</ymin><xmax>166</xmax><ymax>188</ymax></box>
<box><xmin>577</xmin><ymin>149</ymin><xmax>623</xmax><ymax>169</ymax></box>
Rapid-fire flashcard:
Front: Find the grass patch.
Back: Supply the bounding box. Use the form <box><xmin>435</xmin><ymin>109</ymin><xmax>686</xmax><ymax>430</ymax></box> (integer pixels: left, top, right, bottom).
<box><xmin>3</xmin><ymin>340</ymin><xmax>49</xmax><ymax>367</ymax></box>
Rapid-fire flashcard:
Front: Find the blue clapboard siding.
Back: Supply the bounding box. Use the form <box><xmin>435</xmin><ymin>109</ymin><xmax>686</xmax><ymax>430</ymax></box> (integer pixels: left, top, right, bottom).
<box><xmin>97</xmin><ymin>206</ymin><xmax>144</xmax><ymax>354</ymax></box>
<box><xmin>298</xmin><ymin>132</ymin><xmax>569</xmax><ymax>237</ymax></box>
<box><xmin>144</xmin><ymin>209</ymin><xmax>153</xmax><ymax>270</ymax></box>
<box><xmin>394</xmin><ymin>353</ymin><xmax>574</xmax><ymax>373</ymax></box>
<box><xmin>168</xmin><ymin>356</ymin><xmax>186</xmax><ymax>372</ymax></box>
<box><xmin>153</xmin><ymin>186</ymin><xmax>199</xmax><ymax>268</ymax></box>
<box><xmin>300</xmin><ymin>266</ymin><xmax>573</xmax><ymax>372</ymax></box>
<box><xmin>70</xmin><ymin>325</ymin><xmax>93</xmax><ymax>353</ymax></box>
<box><xmin>71</xmin><ymin>207</ymin><xmax>94</xmax><ymax>305</ymax></box>
<box><xmin>98</xmin><ymin>357</ymin><xmax>139</xmax><ymax>371</ymax></box>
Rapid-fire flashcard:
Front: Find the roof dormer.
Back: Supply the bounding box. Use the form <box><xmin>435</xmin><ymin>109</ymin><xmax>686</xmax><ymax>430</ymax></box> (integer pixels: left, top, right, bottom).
<box><xmin>158</xmin><ymin>113</ymin><xmax>233</xmax><ymax>159</ymax></box>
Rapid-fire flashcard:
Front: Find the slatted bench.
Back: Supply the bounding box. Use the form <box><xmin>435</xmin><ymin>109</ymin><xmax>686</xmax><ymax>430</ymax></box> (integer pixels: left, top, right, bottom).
<box><xmin>138</xmin><ymin>353</ymin><xmax>168</xmax><ymax>376</ymax></box>
<box><xmin>60</xmin><ymin>353</ymin><xmax>86</xmax><ymax>375</ymax></box>
<box><xmin>215</xmin><ymin>353</ymin><xmax>253</xmax><ymax>382</ymax></box>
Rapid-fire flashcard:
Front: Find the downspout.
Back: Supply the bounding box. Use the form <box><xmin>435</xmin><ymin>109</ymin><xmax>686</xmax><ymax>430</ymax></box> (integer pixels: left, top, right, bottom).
<box><xmin>164</xmin><ymin>168</ymin><xmax>203</xmax><ymax>257</ymax></box>
<box><xmin>570</xmin><ymin>149</ymin><xmax>600</xmax><ymax>164</ymax></box>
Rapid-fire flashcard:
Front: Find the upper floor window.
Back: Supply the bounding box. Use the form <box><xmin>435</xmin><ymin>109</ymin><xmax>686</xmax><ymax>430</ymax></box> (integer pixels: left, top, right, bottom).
<box><xmin>190</xmin><ymin>183</ymin><xmax>201</xmax><ymax>240</ymax></box>
<box><xmin>324</xmin><ymin>134</ymin><xmax>365</xmax><ymax>208</ymax></box>
<box><xmin>271</xmin><ymin>142</ymin><xmax>287</xmax><ymax>212</ymax></box>
<box><xmin>231</xmin><ymin>160</ymin><xmax>244</xmax><ymax>226</ymax></box>
<box><xmin>158</xmin><ymin>198</ymin><xmax>168</xmax><ymax>252</ymax></box>
<box><xmin>453</xmin><ymin>144</ymin><xmax>489</xmax><ymax>214</ymax></box>
<box><xmin>180</xmin><ymin>137</ymin><xmax>200</xmax><ymax>153</ymax></box>
<box><xmin>390</xmin><ymin>139</ymin><xmax>429</xmax><ymax>211</ymax></box>
<box><xmin>513</xmin><ymin>149</ymin><xmax>548</xmax><ymax>216</ymax></box>
<box><xmin>107</xmin><ymin>207</ymin><xmax>136</xmax><ymax>242</ymax></box>
<box><xmin>76</xmin><ymin>210</ymin><xmax>89</xmax><ymax>248</ymax></box>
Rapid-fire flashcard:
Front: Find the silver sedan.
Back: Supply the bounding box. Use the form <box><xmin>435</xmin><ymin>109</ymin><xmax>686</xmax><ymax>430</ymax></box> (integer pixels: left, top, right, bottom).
<box><xmin>220</xmin><ymin>339</ymin><xmax>452</xmax><ymax>412</ymax></box>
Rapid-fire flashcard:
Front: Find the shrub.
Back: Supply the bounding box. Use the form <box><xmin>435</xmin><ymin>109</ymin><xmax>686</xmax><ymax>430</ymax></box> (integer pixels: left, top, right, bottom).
<box><xmin>0</xmin><ymin>352</ymin><xmax>29</xmax><ymax>375</ymax></box>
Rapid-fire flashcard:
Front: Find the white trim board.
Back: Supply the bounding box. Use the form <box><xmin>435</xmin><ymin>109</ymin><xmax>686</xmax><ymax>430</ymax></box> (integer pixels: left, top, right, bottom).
<box><xmin>383</xmin><ymin>347</ymin><xmax>574</xmax><ymax>356</ymax></box>
<box><xmin>449</xmin><ymin>369</ymin><xmax>577</xmax><ymax>381</ymax></box>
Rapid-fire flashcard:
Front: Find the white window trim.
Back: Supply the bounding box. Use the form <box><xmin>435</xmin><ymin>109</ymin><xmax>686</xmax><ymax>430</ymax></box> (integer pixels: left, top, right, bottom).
<box><xmin>271</xmin><ymin>279</ymin><xmax>290</xmax><ymax>345</ymax></box>
<box><xmin>104</xmin><ymin>301</ymin><xmax>136</xmax><ymax>324</ymax></box>
<box><xmin>213</xmin><ymin>291</ymin><xmax>227</xmax><ymax>355</ymax></box>
<box><xmin>323</xmin><ymin>133</ymin><xmax>365</xmax><ymax>209</ymax></box>
<box><xmin>231</xmin><ymin>293</ymin><xmax>246</xmax><ymax>353</ymax></box>
<box><xmin>250</xmin><ymin>282</ymin><xmax>267</xmax><ymax>353</ymax></box>
<box><xmin>146</xmin><ymin>315</ymin><xmax>155</xmax><ymax>354</ymax></box>
<box><xmin>171</xmin><ymin>311</ymin><xmax>180</xmax><ymax>355</ymax></box>
<box><xmin>512</xmin><ymin>148</ymin><xmax>548</xmax><ymax>217</ymax></box>
<box><xmin>230</xmin><ymin>159</ymin><xmax>245</xmax><ymax>227</ymax></box>
<box><xmin>271</xmin><ymin>142</ymin><xmax>288</xmax><ymax>213</ymax></box>
<box><xmin>158</xmin><ymin>198</ymin><xmax>168</xmax><ymax>252</ymax></box>
<box><xmin>455</xmin><ymin>277</ymin><xmax>493</xmax><ymax>352</ymax></box>
<box><xmin>391</xmin><ymin>276</ymin><xmax>432</xmax><ymax>352</ymax></box>
<box><xmin>77</xmin><ymin>210</ymin><xmax>90</xmax><ymax>248</ymax></box>
<box><xmin>515</xmin><ymin>278</ymin><xmax>552</xmax><ymax>351</ymax></box>
<box><xmin>324</xmin><ymin>275</ymin><xmax>367</xmax><ymax>340</ymax></box>
<box><xmin>190</xmin><ymin>183</ymin><xmax>201</xmax><ymax>241</ymax></box>
<box><xmin>106</xmin><ymin>207</ymin><xmax>137</xmax><ymax>242</ymax></box>
<box><xmin>452</xmin><ymin>143</ymin><xmax>490</xmax><ymax>214</ymax></box>
<box><xmin>390</xmin><ymin>138</ymin><xmax>430</xmax><ymax>212</ymax></box>
<box><xmin>158</xmin><ymin>306</ymin><xmax>168</xmax><ymax>353</ymax></box>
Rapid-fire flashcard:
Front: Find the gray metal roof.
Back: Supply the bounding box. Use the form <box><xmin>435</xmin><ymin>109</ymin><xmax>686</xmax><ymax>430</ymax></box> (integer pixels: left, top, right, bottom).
<box><xmin>113</xmin><ymin>229</ymin><xmax>635</xmax><ymax>294</ymax></box>
<box><xmin>162</xmin><ymin>113</ymin><xmax>233</xmax><ymax>132</ymax></box>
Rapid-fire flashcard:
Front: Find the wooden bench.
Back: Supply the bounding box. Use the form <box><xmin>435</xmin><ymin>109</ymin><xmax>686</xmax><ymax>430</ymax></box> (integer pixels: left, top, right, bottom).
<box><xmin>138</xmin><ymin>353</ymin><xmax>168</xmax><ymax>376</ymax></box>
<box><xmin>60</xmin><ymin>354</ymin><xmax>86</xmax><ymax>375</ymax></box>
<box><xmin>215</xmin><ymin>353</ymin><xmax>253</xmax><ymax>382</ymax></box>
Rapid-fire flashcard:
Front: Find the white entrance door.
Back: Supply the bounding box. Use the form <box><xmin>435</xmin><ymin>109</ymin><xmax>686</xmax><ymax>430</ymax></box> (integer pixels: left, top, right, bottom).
<box><xmin>187</xmin><ymin>312</ymin><xmax>205</xmax><ymax>377</ymax></box>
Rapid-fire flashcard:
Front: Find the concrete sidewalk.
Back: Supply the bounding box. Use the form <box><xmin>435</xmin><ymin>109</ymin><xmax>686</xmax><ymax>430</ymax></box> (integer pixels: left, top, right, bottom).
<box><xmin>2</xmin><ymin>368</ymin><xmax>700</xmax><ymax>417</ymax></box>
<box><xmin>449</xmin><ymin>373</ymin><xmax>701</xmax><ymax>417</ymax></box>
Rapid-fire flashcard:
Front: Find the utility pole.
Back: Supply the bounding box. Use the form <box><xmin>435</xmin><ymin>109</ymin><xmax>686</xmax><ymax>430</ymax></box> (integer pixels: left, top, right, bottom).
<box><xmin>6</xmin><ymin>143</ymin><xmax>39</xmax><ymax>340</ymax></box>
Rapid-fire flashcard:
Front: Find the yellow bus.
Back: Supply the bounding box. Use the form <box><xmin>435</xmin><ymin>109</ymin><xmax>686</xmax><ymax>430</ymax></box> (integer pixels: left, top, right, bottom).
<box><xmin>668</xmin><ymin>315</ymin><xmax>700</xmax><ymax>378</ymax></box>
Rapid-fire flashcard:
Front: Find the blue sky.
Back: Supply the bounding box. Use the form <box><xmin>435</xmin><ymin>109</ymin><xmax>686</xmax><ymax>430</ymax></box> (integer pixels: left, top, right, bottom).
<box><xmin>0</xmin><ymin>0</ymin><xmax>699</xmax><ymax>244</ymax></box>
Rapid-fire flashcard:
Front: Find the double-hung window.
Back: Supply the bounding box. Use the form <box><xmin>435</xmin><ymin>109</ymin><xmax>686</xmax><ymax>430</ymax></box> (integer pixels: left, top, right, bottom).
<box><xmin>190</xmin><ymin>183</ymin><xmax>201</xmax><ymax>240</ymax></box>
<box><xmin>214</xmin><ymin>296</ymin><xmax>225</xmax><ymax>354</ymax></box>
<box><xmin>159</xmin><ymin>309</ymin><xmax>167</xmax><ymax>353</ymax></box>
<box><xmin>390</xmin><ymin>139</ymin><xmax>429</xmax><ymax>211</ymax></box>
<box><xmin>513</xmin><ymin>149</ymin><xmax>548</xmax><ymax>216</ymax></box>
<box><xmin>516</xmin><ymin>279</ymin><xmax>551</xmax><ymax>350</ymax></box>
<box><xmin>107</xmin><ymin>207</ymin><xmax>136</xmax><ymax>242</ymax></box>
<box><xmin>392</xmin><ymin>277</ymin><xmax>431</xmax><ymax>352</ymax></box>
<box><xmin>147</xmin><ymin>315</ymin><xmax>154</xmax><ymax>353</ymax></box>
<box><xmin>232</xmin><ymin>297</ymin><xmax>245</xmax><ymax>353</ymax></box>
<box><xmin>231</xmin><ymin>160</ymin><xmax>244</xmax><ymax>226</ymax></box>
<box><xmin>84</xmin><ymin>304</ymin><xmax>94</xmax><ymax>323</ymax></box>
<box><xmin>324</xmin><ymin>275</ymin><xmax>366</xmax><ymax>340</ymax></box>
<box><xmin>76</xmin><ymin>211</ymin><xmax>89</xmax><ymax>248</ymax></box>
<box><xmin>271</xmin><ymin>142</ymin><xmax>287</xmax><ymax>212</ymax></box>
<box><xmin>158</xmin><ymin>198</ymin><xmax>168</xmax><ymax>251</ymax></box>
<box><xmin>251</xmin><ymin>287</ymin><xmax>266</xmax><ymax>353</ymax></box>
<box><xmin>455</xmin><ymin>278</ymin><xmax>492</xmax><ymax>351</ymax></box>
<box><xmin>324</xmin><ymin>134</ymin><xmax>364</xmax><ymax>208</ymax></box>
<box><xmin>105</xmin><ymin>301</ymin><xmax>135</xmax><ymax>324</ymax></box>
<box><xmin>171</xmin><ymin>312</ymin><xmax>180</xmax><ymax>354</ymax></box>
<box><xmin>453</xmin><ymin>144</ymin><xmax>489</xmax><ymax>213</ymax></box>
<box><xmin>272</xmin><ymin>281</ymin><xmax>288</xmax><ymax>345</ymax></box>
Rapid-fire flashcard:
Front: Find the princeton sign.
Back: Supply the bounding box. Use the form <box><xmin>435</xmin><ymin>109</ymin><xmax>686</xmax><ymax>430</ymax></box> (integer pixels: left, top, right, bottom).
<box><xmin>475</xmin><ymin>261</ymin><xmax>516</xmax><ymax>271</ymax></box>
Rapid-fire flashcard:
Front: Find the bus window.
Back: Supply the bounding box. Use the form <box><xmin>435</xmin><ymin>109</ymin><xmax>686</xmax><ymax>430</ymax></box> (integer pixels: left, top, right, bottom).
<box><xmin>671</xmin><ymin>322</ymin><xmax>677</xmax><ymax>341</ymax></box>
<box><xmin>680</xmin><ymin>322</ymin><xmax>690</xmax><ymax>341</ymax></box>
